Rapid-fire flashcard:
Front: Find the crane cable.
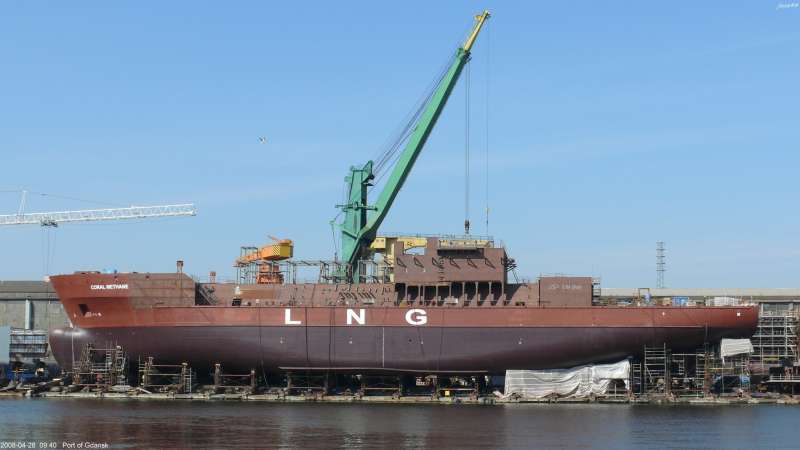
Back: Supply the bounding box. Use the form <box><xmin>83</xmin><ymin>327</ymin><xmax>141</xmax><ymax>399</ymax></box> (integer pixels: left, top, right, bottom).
<box><xmin>485</xmin><ymin>20</ymin><xmax>491</xmax><ymax>236</ymax></box>
<box><xmin>4</xmin><ymin>189</ymin><xmax>125</xmax><ymax>208</ymax></box>
<box><xmin>372</xmin><ymin>54</ymin><xmax>456</xmax><ymax>178</ymax></box>
<box><xmin>41</xmin><ymin>226</ymin><xmax>56</xmax><ymax>276</ymax></box>
<box><xmin>464</xmin><ymin>60</ymin><xmax>471</xmax><ymax>235</ymax></box>
<box><xmin>329</xmin><ymin>219</ymin><xmax>339</xmax><ymax>261</ymax></box>
<box><xmin>370</xmin><ymin>20</ymin><xmax>486</xmax><ymax>195</ymax></box>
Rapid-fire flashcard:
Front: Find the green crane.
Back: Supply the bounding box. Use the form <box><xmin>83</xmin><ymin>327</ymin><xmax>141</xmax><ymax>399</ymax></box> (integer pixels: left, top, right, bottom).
<box><xmin>337</xmin><ymin>10</ymin><xmax>490</xmax><ymax>281</ymax></box>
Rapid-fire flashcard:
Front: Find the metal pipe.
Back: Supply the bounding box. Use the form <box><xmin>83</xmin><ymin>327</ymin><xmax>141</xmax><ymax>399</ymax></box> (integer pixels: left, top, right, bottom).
<box><xmin>24</xmin><ymin>298</ymin><xmax>32</xmax><ymax>330</ymax></box>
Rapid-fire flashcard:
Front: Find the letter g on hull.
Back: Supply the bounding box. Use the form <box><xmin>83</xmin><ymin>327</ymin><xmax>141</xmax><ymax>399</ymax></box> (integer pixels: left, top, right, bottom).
<box><xmin>405</xmin><ymin>309</ymin><xmax>428</xmax><ymax>326</ymax></box>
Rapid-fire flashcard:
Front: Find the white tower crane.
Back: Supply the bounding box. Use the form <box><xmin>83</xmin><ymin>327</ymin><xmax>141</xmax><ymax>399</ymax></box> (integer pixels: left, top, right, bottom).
<box><xmin>0</xmin><ymin>190</ymin><xmax>196</xmax><ymax>227</ymax></box>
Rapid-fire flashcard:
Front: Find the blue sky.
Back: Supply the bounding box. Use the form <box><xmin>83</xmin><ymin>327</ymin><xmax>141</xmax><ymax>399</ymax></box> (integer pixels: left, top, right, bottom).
<box><xmin>1</xmin><ymin>1</ymin><xmax>798</xmax><ymax>287</ymax></box>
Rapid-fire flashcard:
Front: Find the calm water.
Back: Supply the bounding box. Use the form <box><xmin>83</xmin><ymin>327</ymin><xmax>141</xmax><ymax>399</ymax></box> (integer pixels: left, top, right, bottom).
<box><xmin>0</xmin><ymin>399</ymin><xmax>797</xmax><ymax>449</ymax></box>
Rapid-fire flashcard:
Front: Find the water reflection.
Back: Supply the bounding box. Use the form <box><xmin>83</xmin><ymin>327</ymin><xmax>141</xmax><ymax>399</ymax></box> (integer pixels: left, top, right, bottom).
<box><xmin>0</xmin><ymin>399</ymin><xmax>798</xmax><ymax>449</ymax></box>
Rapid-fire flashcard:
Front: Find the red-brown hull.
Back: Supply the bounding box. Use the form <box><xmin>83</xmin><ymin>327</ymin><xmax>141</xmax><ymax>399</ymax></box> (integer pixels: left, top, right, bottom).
<box><xmin>50</xmin><ymin>321</ymin><xmax>752</xmax><ymax>375</ymax></box>
<box><xmin>48</xmin><ymin>273</ymin><xmax>759</xmax><ymax>374</ymax></box>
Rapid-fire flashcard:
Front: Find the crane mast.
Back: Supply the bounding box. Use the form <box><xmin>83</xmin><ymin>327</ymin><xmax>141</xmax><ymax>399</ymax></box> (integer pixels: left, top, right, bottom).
<box><xmin>338</xmin><ymin>11</ymin><xmax>490</xmax><ymax>280</ymax></box>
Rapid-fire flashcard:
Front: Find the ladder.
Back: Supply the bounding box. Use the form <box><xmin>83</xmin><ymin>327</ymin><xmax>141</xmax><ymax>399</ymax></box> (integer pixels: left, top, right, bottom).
<box><xmin>644</xmin><ymin>344</ymin><xmax>669</xmax><ymax>394</ymax></box>
<box><xmin>630</xmin><ymin>362</ymin><xmax>643</xmax><ymax>395</ymax></box>
<box><xmin>695</xmin><ymin>349</ymin><xmax>707</xmax><ymax>396</ymax></box>
<box><xmin>196</xmin><ymin>284</ymin><xmax>219</xmax><ymax>305</ymax></box>
<box><xmin>181</xmin><ymin>363</ymin><xmax>193</xmax><ymax>394</ymax></box>
<box><xmin>104</xmin><ymin>345</ymin><xmax>127</xmax><ymax>386</ymax></box>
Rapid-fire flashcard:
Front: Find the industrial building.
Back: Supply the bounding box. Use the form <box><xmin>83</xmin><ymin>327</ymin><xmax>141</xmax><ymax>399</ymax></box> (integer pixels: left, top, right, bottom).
<box><xmin>0</xmin><ymin>280</ymin><xmax>67</xmax><ymax>331</ymax></box>
<box><xmin>0</xmin><ymin>280</ymin><xmax>67</xmax><ymax>373</ymax></box>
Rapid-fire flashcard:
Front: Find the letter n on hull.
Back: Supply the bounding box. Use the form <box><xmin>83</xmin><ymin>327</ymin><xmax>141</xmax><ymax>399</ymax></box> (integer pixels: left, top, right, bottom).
<box><xmin>346</xmin><ymin>309</ymin><xmax>365</xmax><ymax>325</ymax></box>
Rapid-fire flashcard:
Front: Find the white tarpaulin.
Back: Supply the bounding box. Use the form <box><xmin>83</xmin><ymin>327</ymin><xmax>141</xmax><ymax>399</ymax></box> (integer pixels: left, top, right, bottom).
<box><xmin>503</xmin><ymin>360</ymin><xmax>630</xmax><ymax>399</ymax></box>
<box><xmin>720</xmin><ymin>338</ymin><xmax>754</xmax><ymax>362</ymax></box>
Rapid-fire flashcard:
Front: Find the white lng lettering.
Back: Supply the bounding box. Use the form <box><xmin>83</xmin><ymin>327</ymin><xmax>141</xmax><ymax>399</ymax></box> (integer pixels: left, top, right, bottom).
<box><xmin>284</xmin><ymin>308</ymin><xmax>302</xmax><ymax>325</ymax></box>
<box><xmin>405</xmin><ymin>309</ymin><xmax>427</xmax><ymax>326</ymax></box>
<box><xmin>346</xmin><ymin>308</ymin><xmax>366</xmax><ymax>325</ymax></box>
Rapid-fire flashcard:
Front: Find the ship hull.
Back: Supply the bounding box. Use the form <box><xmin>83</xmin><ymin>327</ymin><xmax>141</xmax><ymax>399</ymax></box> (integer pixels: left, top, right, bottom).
<box><xmin>50</xmin><ymin>320</ymin><xmax>751</xmax><ymax>375</ymax></box>
<box><xmin>48</xmin><ymin>273</ymin><xmax>759</xmax><ymax>375</ymax></box>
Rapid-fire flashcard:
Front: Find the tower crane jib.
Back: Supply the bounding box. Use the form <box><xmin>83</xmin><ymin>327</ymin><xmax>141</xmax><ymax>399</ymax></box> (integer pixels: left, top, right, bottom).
<box><xmin>0</xmin><ymin>204</ymin><xmax>197</xmax><ymax>227</ymax></box>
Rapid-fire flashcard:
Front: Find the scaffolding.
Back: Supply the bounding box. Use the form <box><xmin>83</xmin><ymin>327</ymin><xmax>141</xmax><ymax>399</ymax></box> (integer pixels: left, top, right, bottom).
<box><xmin>235</xmin><ymin>256</ymin><xmax>388</xmax><ymax>285</ymax></box>
<box><xmin>633</xmin><ymin>343</ymin><xmax>751</xmax><ymax>398</ymax></box>
<box><xmin>235</xmin><ymin>234</ymin><xmax>499</xmax><ymax>285</ymax></box>
<box><xmin>72</xmin><ymin>343</ymin><xmax>128</xmax><ymax>390</ymax></box>
<box><xmin>8</xmin><ymin>329</ymin><xmax>48</xmax><ymax>361</ymax></box>
<box><xmin>707</xmin><ymin>354</ymin><xmax>750</xmax><ymax>395</ymax></box>
<box><xmin>669</xmin><ymin>348</ymin><xmax>708</xmax><ymax>397</ymax></box>
<box><xmin>750</xmin><ymin>305</ymin><xmax>798</xmax><ymax>372</ymax></box>
<box><xmin>236</xmin><ymin>246</ymin><xmax>260</xmax><ymax>284</ymax></box>
<box><xmin>643</xmin><ymin>344</ymin><xmax>669</xmax><ymax>395</ymax></box>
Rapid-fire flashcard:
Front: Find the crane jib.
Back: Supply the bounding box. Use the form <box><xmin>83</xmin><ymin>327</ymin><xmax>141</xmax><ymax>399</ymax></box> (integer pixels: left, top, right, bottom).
<box><xmin>338</xmin><ymin>11</ymin><xmax>491</xmax><ymax>278</ymax></box>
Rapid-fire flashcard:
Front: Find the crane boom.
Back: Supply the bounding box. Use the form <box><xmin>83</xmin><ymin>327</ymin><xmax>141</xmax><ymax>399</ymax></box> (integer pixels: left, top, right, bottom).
<box><xmin>339</xmin><ymin>11</ymin><xmax>490</xmax><ymax>277</ymax></box>
<box><xmin>0</xmin><ymin>204</ymin><xmax>196</xmax><ymax>227</ymax></box>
